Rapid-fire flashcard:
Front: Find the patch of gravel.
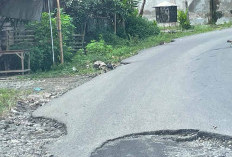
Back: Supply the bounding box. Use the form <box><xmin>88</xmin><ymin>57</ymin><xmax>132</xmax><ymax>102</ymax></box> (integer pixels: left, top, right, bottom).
<box><xmin>0</xmin><ymin>75</ymin><xmax>93</xmax><ymax>92</ymax></box>
<box><xmin>0</xmin><ymin>75</ymin><xmax>93</xmax><ymax>157</ymax></box>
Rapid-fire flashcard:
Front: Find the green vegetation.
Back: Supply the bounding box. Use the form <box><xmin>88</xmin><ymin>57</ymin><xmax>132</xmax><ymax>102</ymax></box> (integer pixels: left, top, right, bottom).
<box><xmin>28</xmin><ymin>12</ymin><xmax>75</xmax><ymax>71</ymax></box>
<box><xmin>21</xmin><ymin>23</ymin><xmax>232</xmax><ymax>79</ymax></box>
<box><xmin>12</xmin><ymin>0</ymin><xmax>158</xmax><ymax>74</ymax></box>
<box><xmin>125</xmin><ymin>16</ymin><xmax>160</xmax><ymax>39</ymax></box>
<box><xmin>0</xmin><ymin>89</ymin><xmax>32</xmax><ymax>115</ymax></box>
<box><xmin>64</xmin><ymin>0</ymin><xmax>159</xmax><ymax>41</ymax></box>
<box><xmin>0</xmin><ymin>89</ymin><xmax>18</xmax><ymax>115</ymax></box>
<box><xmin>208</xmin><ymin>0</ymin><xmax>222</xmax><ymax>24</ymax></box>
<box><xmin>177</xmin><ymin>10</ymin><xmax>191</xmax><ymax>30</ymax></box>
<box><xmin>11</xmin><ymin>12</ymin><xmax>75</xmax><ymax>72</ymax></box>
<box><xmin>6</xmin><ymin>0</ymin><xmax>231</xmax><ymax>79</ymax></box>
<box><xmin>64</xmin><ymin>0</ymin><xmax>140</xmax><ymax>33</ymax></box>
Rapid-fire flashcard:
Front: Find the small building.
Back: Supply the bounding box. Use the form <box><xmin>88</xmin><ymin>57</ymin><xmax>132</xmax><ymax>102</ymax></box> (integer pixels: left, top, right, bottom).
<box><xmin>0</xmin><ymin>0</ymin><xmax>49</xmax><ymax>75</ymax></box>
<box><xmin>0</xmin><ymin>0</ymin><xmax>46</xmax><ymax>21</ymax></box>
<box><xmin>154</xmin><ymin>1</ymin><xmax>177</xmax><ymax>23</ymax></box>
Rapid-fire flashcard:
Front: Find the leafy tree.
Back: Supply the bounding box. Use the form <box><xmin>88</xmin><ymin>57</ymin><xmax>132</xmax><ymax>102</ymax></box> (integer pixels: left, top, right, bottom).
<box><xmin>125</xmin><ymin>16</ymin><xmax>160</xmax><ymax>39</ymax></box>
<box><xmin>209</xmin><ymin>0</ymin><xmax>222</xmax><ymax>24</ymax></box>
<box><xmin>64</xmin><ymin>0</ymin><xmax>139</xmax><ymax>33</ymax></box>
<box><xmin>59</xmin><ymin>0</ymin><xmax>160</xmax><ymax>51</ymax></box>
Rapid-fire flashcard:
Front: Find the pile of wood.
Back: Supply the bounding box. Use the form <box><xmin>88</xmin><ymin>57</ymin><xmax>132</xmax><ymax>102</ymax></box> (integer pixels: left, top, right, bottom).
<box><xmin>0</xmin><ymin>29</ymin><xmax>35</xmax><ymax>50</ymax></box>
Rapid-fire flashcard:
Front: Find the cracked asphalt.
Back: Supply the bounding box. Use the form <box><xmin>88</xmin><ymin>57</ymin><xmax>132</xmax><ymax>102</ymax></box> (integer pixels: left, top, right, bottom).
<box><xmin>33</xmin><ymin>28</ymin><xmax>232</xmax><ymax>157</ymax></box>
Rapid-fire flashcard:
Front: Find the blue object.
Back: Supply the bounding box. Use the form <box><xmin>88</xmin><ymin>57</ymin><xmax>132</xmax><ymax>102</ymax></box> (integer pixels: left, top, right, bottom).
<box><xmin>34</xmin><ymin>87</ymin><xmax>42</xmax><ymax>92</ymax></box>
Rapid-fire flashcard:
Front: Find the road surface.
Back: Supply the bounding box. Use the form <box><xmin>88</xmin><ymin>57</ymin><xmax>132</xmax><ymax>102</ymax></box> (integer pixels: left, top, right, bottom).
<box><xmin>33</xmin><ymin>28</ymin><xmax>232</xmax><ymax>157</ymax></box>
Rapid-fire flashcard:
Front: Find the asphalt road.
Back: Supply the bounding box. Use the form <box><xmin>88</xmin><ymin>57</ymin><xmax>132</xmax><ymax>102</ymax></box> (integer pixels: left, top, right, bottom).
<box><xmin>33</xmin><ymin>28</ymin><xmax>232</xmax><ymax>157</ymax></box>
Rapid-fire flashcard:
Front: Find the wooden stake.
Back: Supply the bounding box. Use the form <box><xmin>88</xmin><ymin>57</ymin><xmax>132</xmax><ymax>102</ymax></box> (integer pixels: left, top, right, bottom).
<box><xmin>114</xmin><ymin>13</ymin><xmax>117</xmax><ymax>34</ymax></box>
<box><xmin>56</xmin><ymin>0</ymin><xmax>64</xmax><ymax>64</ymax></box>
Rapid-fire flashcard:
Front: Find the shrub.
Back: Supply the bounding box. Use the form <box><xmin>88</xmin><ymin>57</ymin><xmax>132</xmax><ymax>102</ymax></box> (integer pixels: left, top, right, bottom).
<box><xmin>101</xmin><ymin>33</ymin><xmax>129</xmax><ymax>46</ymax></box>
<box><xmin>26</xmin><ymin>12</ymin><xmax>75</xmax><ymax>71</ymax></box>
<box><xmin>125</xmin><ymin>16</ymin><xmax>160</xmax><ymax>39</ymax></box>
<box><xmin>178</xmin><ymin>10</ymin><xmax>191</xmax><ymax>30</ymax></box>
<box><xmin>72</xmin><ymin>39</ymin><xmax>114</xmax><ymax>71</ymax></box>
<box><xmin>86</xmin><ymin>39</ymin><xmax>113</xmax><ymax>55</ymax></box>
<box><xmin>0</xmin><ymin>89</ymin><xmax>18</xmax><ymax>114</ymax></box>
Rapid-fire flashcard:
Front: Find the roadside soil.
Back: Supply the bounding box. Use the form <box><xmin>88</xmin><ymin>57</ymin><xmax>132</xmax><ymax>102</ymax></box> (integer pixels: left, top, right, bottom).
<box><xmin>0</xmin><ymin>75</ymin><xmax>93</xmax><ymax>157</ymax></box>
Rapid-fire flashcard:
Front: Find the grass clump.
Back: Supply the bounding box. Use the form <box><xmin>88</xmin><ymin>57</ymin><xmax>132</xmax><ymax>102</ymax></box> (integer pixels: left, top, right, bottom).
<box><xmin>0</xmin><ymin>89</ymin><xmax>18</xmax><ymax>115</ymax></box>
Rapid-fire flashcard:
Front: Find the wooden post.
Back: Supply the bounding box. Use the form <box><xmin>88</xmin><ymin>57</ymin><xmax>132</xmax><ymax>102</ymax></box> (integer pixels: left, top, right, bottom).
<box><xmin>6</xmin><ymin>30</ymin><xmax>9</xmax><ymax>50</ymax></box>
<box><xmin>28</xmin><ymin>52</ymin><xmax>31</xmax><ymax>74</ymax></box>
<box><xmin>21</xmin><ymin>54</ymin><xmax>24</xmax><ymax>75</ymax></box>
<box><xmin>15</xmin><ymin>52</ymin><xmax>25</xmax><ymax>75</ymax></box>
<box><xmin>82</xmin><ymin>22</ymin><xmax>87</xmax><ymax>48</ymax></box>
<box><xmin>114</xmin><ymin>13</ymin><xmax>117</xmax><ymax>34</ymax></box>
<box><xmin>56</xmin><ymin>0</ymin><xmax>64</xmax><ymax>64</ymax></box>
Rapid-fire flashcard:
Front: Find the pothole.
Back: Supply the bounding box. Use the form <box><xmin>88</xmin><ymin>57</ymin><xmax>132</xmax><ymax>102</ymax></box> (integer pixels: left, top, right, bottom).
<box><xmin>91</xmin><ymin>130</ymin><xmax>232</xmax><ymax>157</ymax></box>
<box><xmin>0</xmin><ymin>113</ymin><xmax>67</xmax><ymax>157</ymax></box>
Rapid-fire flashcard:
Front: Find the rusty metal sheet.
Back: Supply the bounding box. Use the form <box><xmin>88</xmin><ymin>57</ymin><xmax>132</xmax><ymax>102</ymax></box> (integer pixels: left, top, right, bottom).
<box><xmin>0</xmin><ymin>0</ymin><xmax>44</xmax><ymax>21</ymax></box>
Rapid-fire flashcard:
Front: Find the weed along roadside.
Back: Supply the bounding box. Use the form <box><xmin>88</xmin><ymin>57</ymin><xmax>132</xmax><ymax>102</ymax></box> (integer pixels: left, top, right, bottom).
<box><xmin>0</xmin><ymin>89</ymin><xmax>18</xmax><ymax>115</ymax></box>
<box><xmin>21</xmin><ymin>23</ymin><xmax>232</xmax><ymax>79</ymax></box>
<box><xmin>4</xmin><ymin>3</ymin><xmax>230</xmax><ymax>79</ymax></box>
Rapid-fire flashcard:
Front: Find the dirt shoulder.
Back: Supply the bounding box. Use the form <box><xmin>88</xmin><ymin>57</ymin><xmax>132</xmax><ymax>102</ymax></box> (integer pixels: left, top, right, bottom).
<box><xmin>0</xmin><ymin>75</ymin><xmax>93</xmax><ymax>157</ymax></box>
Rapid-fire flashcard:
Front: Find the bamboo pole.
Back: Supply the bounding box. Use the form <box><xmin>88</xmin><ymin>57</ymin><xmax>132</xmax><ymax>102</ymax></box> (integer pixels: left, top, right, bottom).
<box><xmin>56</xmin><ymin>0</ymin><xmax>64</xmax><ymax>64</ymax></box>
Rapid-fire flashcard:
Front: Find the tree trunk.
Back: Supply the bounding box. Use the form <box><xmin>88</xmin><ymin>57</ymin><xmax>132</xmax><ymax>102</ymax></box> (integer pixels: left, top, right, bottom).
<box><xmin>139</xmin><ymin>0</ymin><xmax>146</xmax><ymax>16</ymax></box>
<box><xmin>209</xmin><ymin>0</ymin><xmax>214</xmax><ymax>24</ymax></box>
<box><xmin>184</xmin><ymin>0</ymin><xmax>189</xmax><ymax>20</ymax></box>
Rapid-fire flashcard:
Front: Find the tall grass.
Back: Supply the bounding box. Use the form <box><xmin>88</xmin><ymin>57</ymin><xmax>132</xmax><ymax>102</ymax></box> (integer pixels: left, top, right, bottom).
<box><xmin>0</xmin><ymin>89</ymin><xmax>18</xmax><ymax>115</ymax></box>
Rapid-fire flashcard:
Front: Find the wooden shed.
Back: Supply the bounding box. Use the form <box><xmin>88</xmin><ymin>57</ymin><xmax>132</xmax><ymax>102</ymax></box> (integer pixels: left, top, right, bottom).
<box><xmin>0</xmin><ymin>0</ymin><xmax>47</xmax><ymax>75</ymax></box>
<box><xmin>154</xmin><ymin>1</ymin><xmax>178</xmax><ymax>23</ymax></box>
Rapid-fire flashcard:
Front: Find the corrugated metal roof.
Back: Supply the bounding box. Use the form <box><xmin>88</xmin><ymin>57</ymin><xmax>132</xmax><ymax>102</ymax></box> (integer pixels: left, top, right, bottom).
<box><xmin>154</xmin><ymin>1</ymin><xmax>177</xmax><ymax>7</ymax></box>
<box><xmin>0</xmin><ymin>0</ymin><xmax>44</xmax><ymax>21</ymax></box>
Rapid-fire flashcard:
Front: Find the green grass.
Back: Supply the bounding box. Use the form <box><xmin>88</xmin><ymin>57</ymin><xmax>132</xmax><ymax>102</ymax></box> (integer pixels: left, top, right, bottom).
<box><xmin>0</xmin><ymin>89</ymin><xmax>32</xmax><ymax>115</ymax></box>
<box><xmin>0</xmin><ymin>89</ymin><xmax>18</xmax><ymax>115</ymax></box>
<box><xmin>20</xmin><ymin>23</ymin><xmax>232</xmax><ymax>79</ymax></box>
